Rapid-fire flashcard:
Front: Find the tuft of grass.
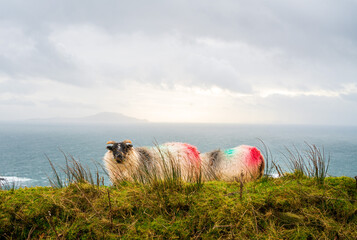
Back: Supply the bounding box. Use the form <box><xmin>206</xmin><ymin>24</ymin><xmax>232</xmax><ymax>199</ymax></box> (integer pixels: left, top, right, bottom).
<box><xmin>305</xmin><ymin>143</ymin><xmax>330</xmax><ymax>185</ymax></box>
<box><xmin>257</xmin><ymin>139</ymin><xmax>283</xmax><ymax>178</ymax></box>
<box><xmin>0</xmin><ymin>178</ymin><xmax>18</xmax><ymax>191</ymax></box>
<box><xmin>283</xmin><ymin>143</ymin><xmax>330</xmax><ymax>185</ymax></box>
<box><xmin>284</xmin><ymin>145</ymin><xmax>307</xmax><ymax>178</ymax></box>
<box><xmin>47</xmin><ymin>151</ymin><xmax>105</xmax><ymax>188</ymax></box>
<box><xmin>257</xmin><ymin>140</ymin><xmax>330</xmax><ymax>183</ymax></box>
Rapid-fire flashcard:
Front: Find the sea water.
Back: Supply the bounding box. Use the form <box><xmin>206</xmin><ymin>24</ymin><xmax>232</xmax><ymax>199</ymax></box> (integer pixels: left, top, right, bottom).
<box><xmin>0</xmin><ymin>123</ymin><xmax>356</xmax><ymax>187</ymax></box>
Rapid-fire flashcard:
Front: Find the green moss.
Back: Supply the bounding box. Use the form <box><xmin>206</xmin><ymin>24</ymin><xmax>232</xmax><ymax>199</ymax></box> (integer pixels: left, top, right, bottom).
<box><xmin>1</xmin><ymin>176</ymin><xmax>356</xmax><ymax>239</ymax></box>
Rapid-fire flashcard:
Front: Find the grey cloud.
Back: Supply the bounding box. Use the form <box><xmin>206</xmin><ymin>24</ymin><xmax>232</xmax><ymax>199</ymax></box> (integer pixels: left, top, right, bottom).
<box><xmin>0</xmin><ymin>97</ymin><xmax>36</xmax><ymax>106</ymax></box>
<box><xmin>42</xmin><ymin>99</ymin><xmax>96</xmax><ymax>109</ymax></box>
<box><xmin>259</xmin><ymin>94</ymin><xmax>357</xmax><ymax>125</ymax></box>
<box><xmin>2</xmin><ymin>1</ymin><xmax>357</xmax><ymax>49</ymax></box>
<box><xmin>0</xmin><ymin>78</ymin><xmax>38</xmax><ymax>94</ymax></box>
<box><xmin>341</xmin><ymin>93</ymin><xmax>357</xmax><ymax>102</ymax></box>
<box><xmin>0</xmin><ymin>25</ymin><xmax>82</xmax><ymax>85</ymax></box>
<box><xmin>183</xmin><ymin>55</ymin><xmax>251</xmax><ymax>92</ymax></box>
<box><xmin>0</xmin><ymin>0</ymin><xmax>356</xmax><ymax>92</ymax></box>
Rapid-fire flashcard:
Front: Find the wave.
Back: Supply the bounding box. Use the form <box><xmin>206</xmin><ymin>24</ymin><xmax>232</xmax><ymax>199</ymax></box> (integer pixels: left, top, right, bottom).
<box><xmin>0</xmin><ymin>176</ymin><xmax>32</xmax><ymax>183</ymax></box>
<box><xmin>265</xmin><ymin>173</ymin><xmax>280</xmax><ymax>178</ymax></box>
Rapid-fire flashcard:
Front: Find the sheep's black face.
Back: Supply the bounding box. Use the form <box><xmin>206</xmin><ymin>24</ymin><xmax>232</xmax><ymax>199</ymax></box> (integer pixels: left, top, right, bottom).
<box><xmin>107</xmin><ymin>142</ymin><xmax>133</xmax><ymax>163</ymax></box>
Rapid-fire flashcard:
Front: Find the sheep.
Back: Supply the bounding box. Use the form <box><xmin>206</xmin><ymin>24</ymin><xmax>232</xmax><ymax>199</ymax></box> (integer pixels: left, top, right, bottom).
<box><xmin>200</xmin><ymin>145</ymin><xmax>265</xmax><ymax>182</ymax></box>
<box><xmin>103</xmin><ymin>140</ymin><xmax>202</xmax><ymax>183</ymax></box>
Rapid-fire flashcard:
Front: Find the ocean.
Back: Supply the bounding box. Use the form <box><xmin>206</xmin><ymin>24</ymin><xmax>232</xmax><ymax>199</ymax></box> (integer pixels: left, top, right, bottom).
<box><xmin>0</xmin><ymin>123</ymin><xmax>356</xmax><ymax>187</ymax></box>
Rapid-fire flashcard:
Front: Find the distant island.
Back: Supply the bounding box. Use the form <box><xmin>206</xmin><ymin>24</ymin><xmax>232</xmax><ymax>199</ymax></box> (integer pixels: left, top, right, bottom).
<box><xmin>27</xmin><ymin>112</ymin><xmax>148</xmax><ymax>124</ymax></box>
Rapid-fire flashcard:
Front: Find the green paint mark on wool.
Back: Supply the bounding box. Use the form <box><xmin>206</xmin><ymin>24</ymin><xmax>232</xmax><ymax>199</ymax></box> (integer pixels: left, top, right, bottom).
<box><xmin>224</xmin><ymin>148</ymin><xmax>236</xmax><ymax>156</ymax></box>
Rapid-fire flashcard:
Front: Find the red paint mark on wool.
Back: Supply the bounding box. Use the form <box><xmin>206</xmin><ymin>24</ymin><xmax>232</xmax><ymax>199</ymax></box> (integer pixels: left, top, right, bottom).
<box><xmin>248</xmin><ymin>147</ymin><xmax>262</xmax><ymax>167</ymax></box>
<box><xmin>183</xmin><ymin>143</ymin><xmax>201</xmax><ymax>167</ymax></box>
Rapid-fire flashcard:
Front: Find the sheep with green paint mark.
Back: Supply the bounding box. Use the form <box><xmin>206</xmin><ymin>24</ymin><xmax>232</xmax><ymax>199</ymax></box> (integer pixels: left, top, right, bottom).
<box><xmin>200</xmin><ymin>145</ymin><xmax>265</xmax><ymax>182</ymax></box>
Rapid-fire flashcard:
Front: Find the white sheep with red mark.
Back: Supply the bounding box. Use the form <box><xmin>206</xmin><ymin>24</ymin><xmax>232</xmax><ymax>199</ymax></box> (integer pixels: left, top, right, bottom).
<box><xmin>103</xmin><ymin>140</ymin><xmax>202</xmax><ymax>183</ymax></box>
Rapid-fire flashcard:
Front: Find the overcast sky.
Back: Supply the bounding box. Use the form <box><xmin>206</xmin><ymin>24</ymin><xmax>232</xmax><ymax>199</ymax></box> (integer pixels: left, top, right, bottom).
<box><xmin>0</xmin><ymin>0</ymin><xmax>356</xmax><ymax>124</ymax></box>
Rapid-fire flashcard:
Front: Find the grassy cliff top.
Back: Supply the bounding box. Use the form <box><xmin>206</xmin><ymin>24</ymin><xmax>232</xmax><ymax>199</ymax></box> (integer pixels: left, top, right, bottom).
<box><xmin>1</xmin><ymin>174</ymin><xmax>356</xmax><ymax>239</ymax></box>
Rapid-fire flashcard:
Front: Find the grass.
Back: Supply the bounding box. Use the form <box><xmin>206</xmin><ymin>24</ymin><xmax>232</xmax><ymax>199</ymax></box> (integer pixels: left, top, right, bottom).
<box><xmin>0</xmin><ymin>175</ymin><xmax>356</xmax><ymax>239</ymax></box>
<box><xmin>283</xmin><ymin>143</ymin><xmax>330</xmax><ymax>185</ymax></box>
<box><xmin>47</xmin><ymin>150</ymin><xmax>105</xmax><ymax>188</ymax></box>
<box><xmin>0</xmin><ymin>178</ymin><xmax>18</xmax><ymax>191</ymax></box>
<box><xmin>0</xmin><ymin>143</ymin><xmax>356</xmax><ymax>239</ymax></box>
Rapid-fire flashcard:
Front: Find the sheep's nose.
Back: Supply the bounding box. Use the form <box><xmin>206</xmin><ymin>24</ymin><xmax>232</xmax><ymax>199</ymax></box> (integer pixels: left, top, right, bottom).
<box><xmin>114</xmin><ymin>152</ymin><xmax>124</xmax><ymax>163</ymax></box>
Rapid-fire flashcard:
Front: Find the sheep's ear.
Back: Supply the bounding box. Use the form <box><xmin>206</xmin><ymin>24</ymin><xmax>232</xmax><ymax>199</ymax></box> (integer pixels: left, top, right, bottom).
<box><xmin>106</xmin><ymin>146</ymin><xmax>113</xmax><ymax>151</ymax></box>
